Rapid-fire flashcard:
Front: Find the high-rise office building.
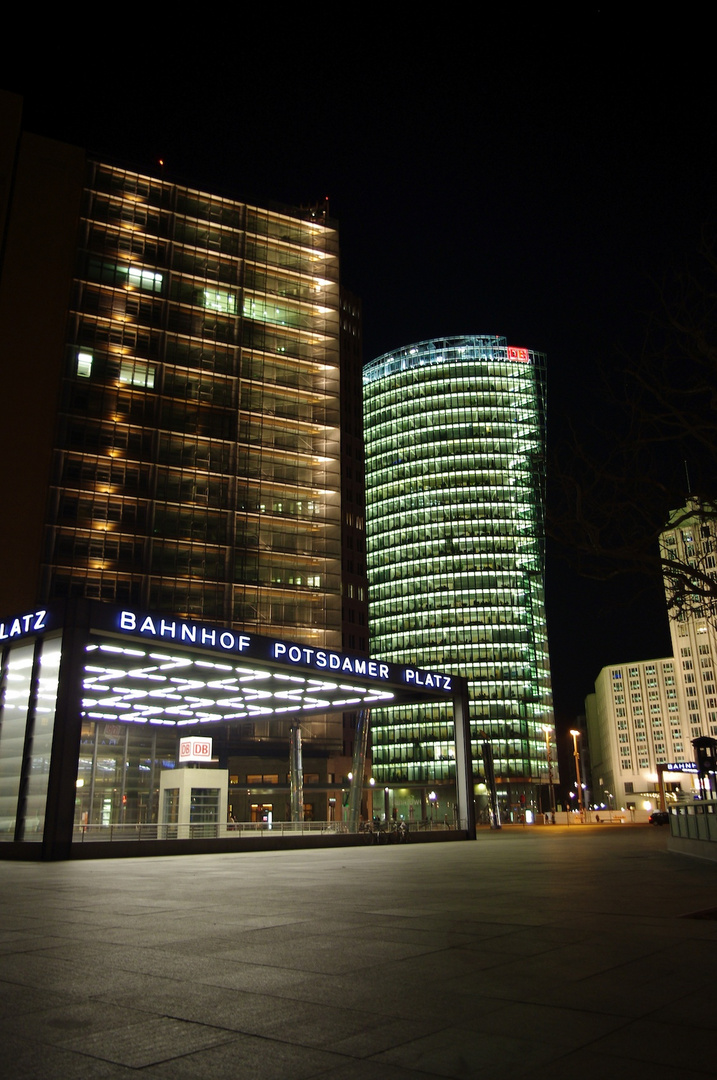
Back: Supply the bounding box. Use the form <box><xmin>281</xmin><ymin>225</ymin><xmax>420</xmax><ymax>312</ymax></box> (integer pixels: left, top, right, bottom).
<box><xmin>0</xmin><ymin>93</ymin><xmax>368</xmax><ymax>837</ymax></box>
<box><xmin>363</xmin><ymin>335</ymin><xmax>557</xmax><ymax>817</ymax></box>
<box><xmin>1</xmin><ymin>119</ymin><xmax>344</xmax><ymax>642</ymax></box>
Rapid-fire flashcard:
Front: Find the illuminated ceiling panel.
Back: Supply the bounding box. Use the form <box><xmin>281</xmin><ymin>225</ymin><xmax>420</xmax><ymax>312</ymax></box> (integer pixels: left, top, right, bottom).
<box><xmin>82</xmin><ymin>641</ymin><xmax>395</xmax><ymax>726</ymax></box>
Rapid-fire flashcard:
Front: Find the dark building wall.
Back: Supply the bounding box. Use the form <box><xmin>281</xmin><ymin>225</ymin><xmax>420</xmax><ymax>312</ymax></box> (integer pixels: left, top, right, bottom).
<box><xmin>0</xmin><ymin>91</ymin><xmax>22</xmax><ymax>237</ymax></box>
<box><xmin>339</xmin><ymin>287</ymin><xmax>369</xmax><ymax>759</ymax></box>
<box><xmin>339</xmin><ymin>287</ymin><xmax>368</xmax><ymax>655</ymax></box>
<box><xmin>0</xmin><ymin>110</ymin><xmax>85</xmax><ymax>611</ymax></box>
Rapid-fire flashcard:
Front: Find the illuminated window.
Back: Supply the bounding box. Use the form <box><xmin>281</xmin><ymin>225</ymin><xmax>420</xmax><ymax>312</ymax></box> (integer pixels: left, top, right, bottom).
<box><xmin>127</xmin><ymin>266</ymin><xmax>163</xmax><ymax>292</ymax></box>
<box><xmin>119</xmin><ymin>361</ymin><xmax>155</xmax><ymax>389</ymax></box>
<box><xmin>76</xmin><ymin>351</ymin><xmax>93</xmax><ymax>378</ymax></box>
<box><xmin>202</xmin><ymin>288</ymin><xmax>236</xmax><ymax>314</ymax></box>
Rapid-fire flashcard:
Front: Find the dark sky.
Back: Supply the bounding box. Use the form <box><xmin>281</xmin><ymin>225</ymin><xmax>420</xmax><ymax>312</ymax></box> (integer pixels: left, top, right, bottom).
<box><xmin>5</xmin><ymin>13</ymin><xmax>715</xmax><ymax>742</ymax></box>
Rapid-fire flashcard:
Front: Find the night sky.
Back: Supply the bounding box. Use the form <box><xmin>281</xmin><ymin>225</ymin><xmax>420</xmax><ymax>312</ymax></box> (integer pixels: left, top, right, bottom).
<box><xmin>5</xmin><ymin>13</ymin><xmax>715</xmax><ymax>751</ymax></box>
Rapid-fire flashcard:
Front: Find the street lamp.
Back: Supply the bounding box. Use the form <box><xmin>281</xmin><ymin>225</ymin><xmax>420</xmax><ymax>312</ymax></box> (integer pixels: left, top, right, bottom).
<box><xmin>570</xmin><ymin>729</ymin><xmax>584</xmax><ymax>816</ymax></box>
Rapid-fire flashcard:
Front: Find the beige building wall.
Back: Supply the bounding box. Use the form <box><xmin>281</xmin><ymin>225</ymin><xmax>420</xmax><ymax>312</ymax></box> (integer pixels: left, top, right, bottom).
<box><xmin>585</xmin><ymin>501</ymin><xmax>717</xmax><ymax>810</ymax></box>
<box><xmin>587</xmin><ymin>657</ymin><xmax>697</xmax><ymax>810</ymax></box>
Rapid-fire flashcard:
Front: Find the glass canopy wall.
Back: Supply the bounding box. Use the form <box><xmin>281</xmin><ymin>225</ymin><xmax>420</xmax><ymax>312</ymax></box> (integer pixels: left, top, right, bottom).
<box><xmin>363</xmin><ymin>336</ymin><xmax>557</xmax><ymax>812</ymax></box>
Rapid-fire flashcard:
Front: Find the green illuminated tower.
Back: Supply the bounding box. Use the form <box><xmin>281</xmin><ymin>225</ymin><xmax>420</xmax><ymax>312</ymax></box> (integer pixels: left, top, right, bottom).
<box><xmin>363</xmin><ymin>335</ymin><xmax>557</xmax><ymax>819</ymax></box>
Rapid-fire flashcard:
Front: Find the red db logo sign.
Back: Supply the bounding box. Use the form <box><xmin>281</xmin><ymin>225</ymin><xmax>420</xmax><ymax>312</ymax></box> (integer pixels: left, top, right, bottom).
<box><xmin>179</xmin><ymin>737</ymin><xmax>212</xmax><ymax>761</ymax></box>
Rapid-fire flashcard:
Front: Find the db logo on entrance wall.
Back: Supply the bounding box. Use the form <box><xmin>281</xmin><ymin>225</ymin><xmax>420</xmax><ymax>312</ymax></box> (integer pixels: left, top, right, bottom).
<box><xmin>179</xmin><ymin>737</ymin><xmax>212</xmax><ymax>762</ymax></box>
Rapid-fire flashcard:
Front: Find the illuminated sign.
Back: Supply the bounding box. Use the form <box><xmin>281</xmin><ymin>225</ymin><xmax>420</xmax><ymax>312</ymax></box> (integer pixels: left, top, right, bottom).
<box><xmin>272</xmin><ymin>641</ymin><xmax>390</xmax><ymax>680</ymax></box>
<box><xmin>119</xmin><ymin>610</ymin><xmax>251</xmax><ymax>653</ymax></box>
<box><xmin>0</xmin><ymin>604</ymin><xmax>456</xmax><ymax>699</ymax></box>
<box><xmin>0</xmin><ymin>603</ymin><xmax>454</xmax><ymax>703</ymax></box>
<box><xmin>0</xmin><ymin>609</ymin><xmax>48</xmax><ymax>641</ymax></box>
<box><xmin>112</xmin><ymin>608</ymin><xmax>454</xmax><ymax>694</ymax></box>
<box><xmin>404</xmin><ymin>668</ymin><xmax>452</xmax><ymax>690</ymax></box>
<box><xmin>665</xmin><ymin>762</ymin><xmax>699</xmax><ymax>773</ymax></box>
<box><xmin>507</xmin><ymin>347</ymin><xmax>530</xmax><ymax>363</ymax></box>
<box><xmin>179</xmin><ymin>737</ymin><xmax>212</xmax><ymax>762</ymax></box>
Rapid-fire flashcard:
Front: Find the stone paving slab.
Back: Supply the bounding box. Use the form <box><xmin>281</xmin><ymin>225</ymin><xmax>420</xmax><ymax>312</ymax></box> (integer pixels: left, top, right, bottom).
<box><xmin>1</xmin><ymin>825</ymin><xmax>716</xmax><ymax>1079</ymax></box>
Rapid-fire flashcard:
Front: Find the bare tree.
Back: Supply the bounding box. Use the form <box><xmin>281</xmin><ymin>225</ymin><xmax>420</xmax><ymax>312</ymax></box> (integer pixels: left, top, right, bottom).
<box><xmin>549</xmin><ymin>240</ymin><xmax>717</xmax><ymax>623</ymax></box>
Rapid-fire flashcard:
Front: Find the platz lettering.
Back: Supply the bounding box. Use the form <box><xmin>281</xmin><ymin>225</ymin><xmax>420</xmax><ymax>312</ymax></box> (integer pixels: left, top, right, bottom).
<box><xmin>404</xmin><ymin>668</ymin><xmax>452</xmax><ymax>691</ymax></box>
<box><xmin>0</xmin><ymin>609</ymin><xmax>49</xmax><ymax>640</ymax></box>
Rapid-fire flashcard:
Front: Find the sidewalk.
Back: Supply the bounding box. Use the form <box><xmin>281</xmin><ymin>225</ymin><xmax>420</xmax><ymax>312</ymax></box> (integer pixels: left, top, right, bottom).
<box><xmin>0</xmin><ymin>825</ymin><xmax>715</xmax><ymax>1079</ymax></box>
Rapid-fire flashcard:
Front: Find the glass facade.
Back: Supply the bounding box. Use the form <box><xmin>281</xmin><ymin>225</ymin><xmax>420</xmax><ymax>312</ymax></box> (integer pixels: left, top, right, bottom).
<box><xmin>0</xmin><ymin>637</ymin><xmax>61</xmax><ymax>841</ymax></box>
<box><xmin>363</xmin><ymin>335</ymin><xmax>557</xmax><ymax>811</ymax></box>
<box><xmin>45</xmin><ymin>162</ymin><xmax>342</xmax><ymax>645</ymax></box>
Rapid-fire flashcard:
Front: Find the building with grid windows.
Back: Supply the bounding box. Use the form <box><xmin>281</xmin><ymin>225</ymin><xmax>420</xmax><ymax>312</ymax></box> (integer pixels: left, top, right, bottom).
<box><xmin>363</xmin><ymin>336</ymin><xmax>558</xmax><ymax>819</ymax></box>
<box><xmin>586</xmin><ymin>657</ymin><xmax>691</xmax><ymax>811</ymax></box>
<box><xmin>2</xmin><ymin>150</ymin><xmax>343</xmax><ymax>637</ymax></box>
<box><xmin>0</xmin><ymin>93</ymin><xmax>370</xmax><ymax>843</ymax></box>
<box><xmin>660</xmin><ymin>502</ymin><xmax>717</xmax><ymax>741</ymax></box>
<box><xmin>585</xmin><ymin>502</ymin><xmax>717</xmax><ymax>810</ymax></box>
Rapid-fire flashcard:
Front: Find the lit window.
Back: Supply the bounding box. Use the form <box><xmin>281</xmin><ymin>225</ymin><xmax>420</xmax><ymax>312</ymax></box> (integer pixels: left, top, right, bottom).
<box><xmin>76</xmin><ymin>351</ymin><xmax>93</xmax><ymax>378</ymax></box>
<box><xmin>119</xmin><ymin>360</ymin><xmax>155</xmax><ymax>389</ymax></box>
<box><xmin>202</xmin><ymin>288</ymin><xmax>236</xmax><ymax>314</ymax></box>
<box><xmin>127</xmin><ymin>266</ymin><xmax>163</xmax><ymax>292</ymax></box>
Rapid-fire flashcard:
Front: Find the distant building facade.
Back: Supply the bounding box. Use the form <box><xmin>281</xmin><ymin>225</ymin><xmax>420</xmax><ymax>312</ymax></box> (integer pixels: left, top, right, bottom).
<box><xmin>363</xmin><ymin>336</ymin><xmax>558</xmax><ymax>818</ymax></box>
<box><xmin>660</xmin><ymin>502</ymin><xmax>717</xmax><ymax>741</ymax></box>
<box><xmin>585</xmin><ymin>501</ymin><xmax>717</xmax><ymax>809</ymax></box>
<box><xmin>586</xmin><ymin>656</ymin><xmax>691</xmax><ymax>810</ymax></box>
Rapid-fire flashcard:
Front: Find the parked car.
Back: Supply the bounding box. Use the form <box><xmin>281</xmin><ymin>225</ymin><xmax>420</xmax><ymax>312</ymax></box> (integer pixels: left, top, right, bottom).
<box><xmin>649</xmin><ymin>810</ymin><xmax>670</xmax><ymax>826</ymax></box>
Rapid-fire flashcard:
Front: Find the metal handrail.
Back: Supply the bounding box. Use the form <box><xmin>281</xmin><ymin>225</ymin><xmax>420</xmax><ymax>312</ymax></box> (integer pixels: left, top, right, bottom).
<box><xmin>72</xmin><ymin>818</ymin><xmax>463</xmax><ymax>843</ymax></box>
<box><xmin>73</xmin><ymin>820</ymin><xmax>351</xmax><ymax>842</ymax></box>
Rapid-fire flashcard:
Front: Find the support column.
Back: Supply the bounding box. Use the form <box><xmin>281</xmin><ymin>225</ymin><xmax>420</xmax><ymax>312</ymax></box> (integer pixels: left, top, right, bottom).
<box><xmin>452</xmin><ymin>676</ymin><xmax>476</xmax><ymax>838</ymax></box>
<box><xmin>289</xmin><ymin>723</ymin><xmax>304</xmax><ymax>822</ymax></box>
<box><xmin>14</xmin><ymin>638</ymin><xmax>42</xmax><ymax>842</ymax></box>
<box><xmin>347</xmin><ymin>708</ymin><xmax>370</xmax><ymax>832</ymax></box>
<box><xmin>43</xmin><ymin>600</ymin><xmax>91</xmax><ymax>860</ymax></box>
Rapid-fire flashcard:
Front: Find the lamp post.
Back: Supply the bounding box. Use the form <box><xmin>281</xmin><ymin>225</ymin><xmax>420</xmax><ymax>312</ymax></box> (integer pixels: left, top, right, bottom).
<box><xmin>543</xmin><ymin>725</ymin><xmax>556</xmax><ymax>823</ymax></box>
<box><xmin>570</xmin><ymin>729</ymin><xmax>584</xmax><ymax>816</ymax></box>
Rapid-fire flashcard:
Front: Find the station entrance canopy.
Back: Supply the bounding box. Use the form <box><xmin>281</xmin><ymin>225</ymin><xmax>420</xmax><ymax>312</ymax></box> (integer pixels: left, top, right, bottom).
<box><xmin>89</xmin><ymin>606</ymin><xmax>456</xmax><ymax>724</ymax></box>
<box><xmin>0</xmin><ymin>600</ymin><xmax>475</xmax><ymax>858</ymax></box>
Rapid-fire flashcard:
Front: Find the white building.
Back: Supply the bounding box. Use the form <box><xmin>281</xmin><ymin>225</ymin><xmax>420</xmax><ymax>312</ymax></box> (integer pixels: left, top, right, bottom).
<box><xmin>660</xmin><ymin>502</ymin><xmax>717</xmax><ymax>742</ymax></box>
<box><xmin>586</xmin><ymin>656</ymin><xmax>693</xmax><ymax>810</ymax></box>
<box><xmin>585</xmin><ymin>501</ymin><xmax>717</xmax><ymax>810</ymax></box>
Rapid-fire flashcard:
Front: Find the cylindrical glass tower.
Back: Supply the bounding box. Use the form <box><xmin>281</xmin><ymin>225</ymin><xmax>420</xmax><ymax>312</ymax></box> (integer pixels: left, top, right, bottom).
<box><xmin>363</xmin><ymin>335</ymin><xmax>557</xmax><ymax>819</ymax></box>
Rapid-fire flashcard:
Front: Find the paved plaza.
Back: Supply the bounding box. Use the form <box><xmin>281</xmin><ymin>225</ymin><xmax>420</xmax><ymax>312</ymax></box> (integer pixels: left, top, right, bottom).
<box><xmin>1</xmin><ymin>825</ymin><xmax>716</xmax><ymax>1079</ymax></box>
